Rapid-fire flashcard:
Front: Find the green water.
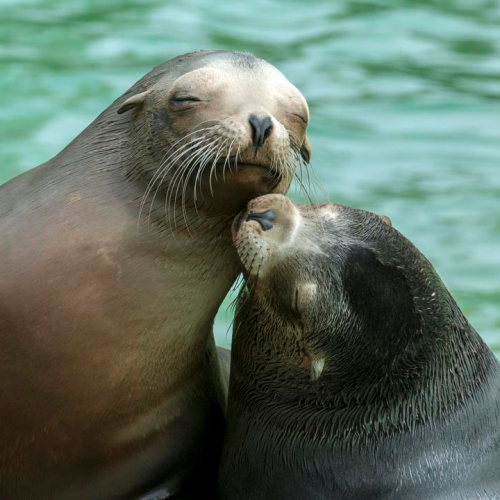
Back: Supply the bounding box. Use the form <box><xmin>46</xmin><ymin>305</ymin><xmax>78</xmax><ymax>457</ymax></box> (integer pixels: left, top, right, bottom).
<box><xmin>1</xmin><ymin>0</ymin><xmax>499</xmax><ymax>354</ymax></box>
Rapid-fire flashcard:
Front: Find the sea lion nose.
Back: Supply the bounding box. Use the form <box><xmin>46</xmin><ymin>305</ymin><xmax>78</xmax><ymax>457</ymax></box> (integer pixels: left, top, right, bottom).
<box><xmin>248</xmin><ymin>114</ymin><xmax>273</xmax><ymax>148</ymax></box>
<box><xmin>246</xmin><ymin>210</ymin><xmax>275</xmax><ymax>231</ymax></box>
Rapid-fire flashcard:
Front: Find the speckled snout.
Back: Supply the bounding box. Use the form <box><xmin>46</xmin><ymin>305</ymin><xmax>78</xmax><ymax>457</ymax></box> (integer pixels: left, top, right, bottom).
<box><xmin>232</xmin><ymin>194</ymin><xmax>302</xmax><ymax>276</ymax></box>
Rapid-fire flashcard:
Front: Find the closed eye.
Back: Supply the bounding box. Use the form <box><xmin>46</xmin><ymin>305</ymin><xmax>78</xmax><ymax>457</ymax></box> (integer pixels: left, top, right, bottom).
<box><xmin>286</xmin><ymin>111</ymin><xmax>308</xmax><ymax>124</ymax></box>
<box><xmin>170</xmin><ymin>96</ymin><xmax>202</xmax><ymax>104</ymax></box>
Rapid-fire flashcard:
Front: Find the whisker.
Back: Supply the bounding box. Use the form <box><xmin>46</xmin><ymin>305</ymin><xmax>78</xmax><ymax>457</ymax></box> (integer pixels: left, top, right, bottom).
<box><xmin>192</xmin><ymin>134</ymin><xmax>225</xmax><ymax>204</ymax></box>
<box><xmin>163</xmin><ymin>145</ymin><xmax>207</xmax><ymax>233</ymax></box>
<box><xmin>179</xmin><ymin>150</ymin><xmax>211</xmax><ymax>233</ymax></box>
<box><xmin>290</xmin><ymin>156</ymin><xmax>314</xmax><ymax>205</ymax></box>
<box><xmin>148</xmin><ymin>137</ymin><xmax>210</xmax><ymax>228</ymax></box>
<box><xmin>169</xmin><ymin>141</ymin><xmax>215</xmax><ymax>232</ymax></box>
<box><xmin>207</xmin><ymin>139</ymin><xmax>229</xmax><ymax>197</ymax></box>
<box><xmin>138</xmin><ymin>130</ymin><xmax>215</xmax><ymax>233</ymax></box>
<box><xmin>137</xmin><ymin>120</ymin><xmax>223</xmax><ymax>233</ymax></box>
<box><xmin>235</xmin><ymin>144</ymin><xmax>241</xmax><ymax>170</ymax></box>
<box><xmin>142</xmin><ymin>125</ymin><xmax>215</xmax><ymax>203</ymax></box>
<box><xmin>222</xmin><ymin>140</ymin><xmax>236</xmax><ymax>182</ymax></box>
<box><xmin>182</xmin><ymin>141</ymin><xmax>221</xmax><ymax>231</ymax></box>
<box><xmin>152</xmin><ymin>137</ymin><xmax>212</xmax><ymax>231</ymax></box>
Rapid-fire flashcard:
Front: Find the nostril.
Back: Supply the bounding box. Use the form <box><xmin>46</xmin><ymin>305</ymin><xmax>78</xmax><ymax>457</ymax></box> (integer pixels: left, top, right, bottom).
<box><xmin>246</xmin><ymin>210</ymin><xmax>275</xmax><ymax>231</ymax></box>
<box><xmin>262</xmin><ymin>119</ymin><xmax>273</xmax><ymax>141</ymax></box>
<box><xmin>248</xmin><ymin>114</ymin><xmax>274</xmax><ymax>149</ymax></box>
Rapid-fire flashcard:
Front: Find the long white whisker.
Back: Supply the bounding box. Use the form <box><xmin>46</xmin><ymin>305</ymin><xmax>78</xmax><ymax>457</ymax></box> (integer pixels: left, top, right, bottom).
<box><xmin>222</xmin><ymin>140</ymin><xmax>235</xmax><ymax>183</ymax></box>
<box><xmin>181</xmin><ymin>141</ymin><xmax>220</xmax><ymax>230</ymax></box>
<box><xmin>206</xmin><ymin>138</ymin><xmax>228</xmax><ymax>197</ymax></box>
<box><xmin>138</xmin><ymin>129</ymin><xmax>216</xmax><ymax>233</ymax></box>
<box><xmin>168</xmin><ymin>140</ymin><xmax>215</xmax><ymax>230</ymax></box>
<box><xmin>147</xmin><ymin>136</ymin><xmax>210</xmax><ymax>229</ymax></box>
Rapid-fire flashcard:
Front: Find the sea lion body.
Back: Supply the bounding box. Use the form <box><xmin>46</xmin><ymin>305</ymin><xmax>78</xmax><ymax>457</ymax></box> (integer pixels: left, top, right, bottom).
<box><xmin>0</xmin><ymin>52</ymin><xmax>310</xmax><ymax>499</ymax></box>
<box><xmin>219</xmin><ymin>194</ymin><xmax>500</xmax><ymax>499</ymax></box>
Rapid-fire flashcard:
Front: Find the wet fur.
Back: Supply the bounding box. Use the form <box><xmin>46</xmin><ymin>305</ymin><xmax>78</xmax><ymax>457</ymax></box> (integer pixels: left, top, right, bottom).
<box><xmin>220</xmin><ymin>204</ymin><xmax>500</xmax><ymax>499</ymax></box>
<box><xmin>0</xmin><ymin>51</ymin><xmax>310</xmax><ymax>500</ymax></box>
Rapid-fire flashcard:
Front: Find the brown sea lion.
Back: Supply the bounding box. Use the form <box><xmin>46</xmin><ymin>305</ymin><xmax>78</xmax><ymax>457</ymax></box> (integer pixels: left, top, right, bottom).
<box><xmin>0</xmin><ymin>51</ymin><xmax>311</xmax><ymax>499</ymax></box>
<box><xmin>219</xmin><ymin>194</ymin><xmax>500</xmax><ymax>500</ymax></box>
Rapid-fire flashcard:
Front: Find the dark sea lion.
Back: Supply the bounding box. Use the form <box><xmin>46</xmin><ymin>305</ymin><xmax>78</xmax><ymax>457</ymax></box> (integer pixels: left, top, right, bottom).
<box><xmin>0</xmin><ymin>51</ymin><xmax>311</xmax><ymax>500</ymax></box>
<box><xmin>219</xmin><ymin>194</ymin><xmax>500</xmax><ymax>499</ymax></box>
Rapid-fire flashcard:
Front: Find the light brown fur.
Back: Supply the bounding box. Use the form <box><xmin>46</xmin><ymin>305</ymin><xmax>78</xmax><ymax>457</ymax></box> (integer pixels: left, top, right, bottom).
<box><xmin>0</xmin><ymin>51</ymin><xmax>310</xmax><ymax>500</ymax></box>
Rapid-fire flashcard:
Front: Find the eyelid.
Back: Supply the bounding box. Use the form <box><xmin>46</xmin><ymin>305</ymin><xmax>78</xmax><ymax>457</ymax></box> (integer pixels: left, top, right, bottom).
<box><xmin>170</xmin><ymin>95</ymin><xmax>202</xmax><ymax>103</ymax></box>
<box><xmin>287</xmin><ymin>111</ymin><xmax>308</xmax><ymax>124</ymax></box>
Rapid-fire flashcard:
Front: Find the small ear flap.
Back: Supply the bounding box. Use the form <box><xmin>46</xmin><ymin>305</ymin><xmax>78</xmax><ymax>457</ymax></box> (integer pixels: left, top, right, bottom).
<box><xmin>300</xmin><ymin>136</ymin><xmax>312</xmax><ymax>164</ymax></box>
<box><xmin>379</xmin><ymin>215</ymin><xmax>392</xmax><ymax>227</ymax></box>
<box><xmin>117</xmin><ymin>90</ymin><xmax>150</xmax><ymax>115</ymax></box>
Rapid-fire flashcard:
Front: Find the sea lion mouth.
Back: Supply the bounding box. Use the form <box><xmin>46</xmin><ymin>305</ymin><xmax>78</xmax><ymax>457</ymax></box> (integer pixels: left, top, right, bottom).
<box><xmin>237</xmin><ymin>163</ymin><xmax>274</xmax><ymax>172</ymax></box>
<box><xmin>205</xmin><ymin>159</ymin><xmax>283</xmax><ymax>196</ymax></box>
<box><xmin>214</xmin><ymin>160</ymin><xmax>278</xmax><ymax>177</ymax></box>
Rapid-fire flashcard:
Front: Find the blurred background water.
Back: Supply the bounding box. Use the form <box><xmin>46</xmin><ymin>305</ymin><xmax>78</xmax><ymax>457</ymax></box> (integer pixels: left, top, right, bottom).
<box><xmin>1</xmin><ymin>0</ymin><xmax>499</xmax><ymax>354</ymax></box>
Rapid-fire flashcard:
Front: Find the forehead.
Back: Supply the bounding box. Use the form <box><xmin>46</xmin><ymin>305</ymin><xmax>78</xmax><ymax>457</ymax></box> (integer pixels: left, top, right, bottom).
<box><xmin>191</xmin><ymin>52</ymin><xmax>276</xmax><ymax>76</ymax></box>
<box><xmin>172</xmin><ymin>55</ymin><xmax>306</xmax><ymax>102</ymax></box>
<box><xmin>312</xmin><ymin>204</ymin><xmax>342</xmax><ymax>220</ymax></box>
<box><xmin>292</xmin><ymin>204</ymin><xmax>374</xmax><ymax>255</ymax></box>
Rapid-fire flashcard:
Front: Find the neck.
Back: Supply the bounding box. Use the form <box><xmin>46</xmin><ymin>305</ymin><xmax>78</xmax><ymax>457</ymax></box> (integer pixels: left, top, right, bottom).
<box><xmin>50</xmin><ymin>110</ymin><xmax>242</xmax><ymax>358</ymax></box>
<box><xmin>229</xmin><ymin>302</ymin><xmax>498</xmax><ymax>441</ymax></box>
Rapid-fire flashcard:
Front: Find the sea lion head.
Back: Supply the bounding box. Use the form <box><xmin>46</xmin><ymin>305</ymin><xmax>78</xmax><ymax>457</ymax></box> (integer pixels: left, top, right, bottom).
<box><xmin>116</xmin><ymin>51</ymin><xmax>311</xmax><ymax>218</ymax></box>
<box><xmin>224</xmin><ymin>196</ymin><xmax>498</xmax><ymax>500</ymax></box>
<box><xmin>232</xmin><ymin>194</ymin><xmax>453</xmax><ymax>393</ymax></box>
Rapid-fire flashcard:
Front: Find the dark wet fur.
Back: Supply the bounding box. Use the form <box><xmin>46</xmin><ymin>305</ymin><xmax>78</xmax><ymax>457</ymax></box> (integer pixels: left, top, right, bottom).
<box><xmin>219</xmin><ymin>205</ymin><xmax>500</xmax><ymax>499</ymax></box>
